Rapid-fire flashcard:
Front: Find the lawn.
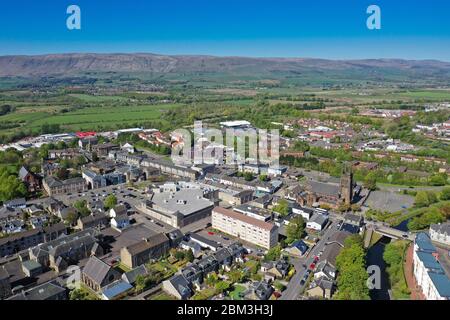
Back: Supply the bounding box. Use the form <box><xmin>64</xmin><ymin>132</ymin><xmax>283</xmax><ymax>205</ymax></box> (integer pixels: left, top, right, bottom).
<box><xmin>148</xmin><ymin>290</ymin><xmax>177</xmax><ymax>300</ymax></box>
<box><xmin>229</xmin><ymin>284</ymin><xmax>246</xmax><ymax>300</ymax></box>
<box><xmin>191</xmin><ymin>287</ymin><xmax>218</xmax><ymax>300</ymax></box>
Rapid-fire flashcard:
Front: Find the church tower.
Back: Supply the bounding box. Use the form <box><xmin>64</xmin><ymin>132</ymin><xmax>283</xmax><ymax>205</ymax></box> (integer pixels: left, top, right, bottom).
<box><xmin>340</xmin><ymin>163</ymin><xmax>353</xmax><ymax>205</ymax></box>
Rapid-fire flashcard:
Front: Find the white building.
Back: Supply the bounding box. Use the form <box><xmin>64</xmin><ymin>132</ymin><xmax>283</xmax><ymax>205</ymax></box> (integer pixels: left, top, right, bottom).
<box><xmin>430</xmin><ymin>222</ymin><xmax>450</xmax><ymax>246</ymax></box>
<box><xmin>306</xmin><ymin>214</ymin><xmax>328</xmax><ymax>231</ymax></box>
<box><xmin>212</xmin><ymin>206</ymin><xmax>278</xmax><ymax>249</ymax></box>
<box><xmin>413</xmin><ymin>233</ymin><xmax>450</xmax><ymax>300</ymax></box>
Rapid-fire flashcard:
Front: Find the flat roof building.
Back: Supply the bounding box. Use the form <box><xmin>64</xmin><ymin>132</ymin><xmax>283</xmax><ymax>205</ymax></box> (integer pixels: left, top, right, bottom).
<box><xmin>212</xmin><ymin>206</ymin><xmax>278</xmax><ymax>249</ymax></box>
<box><xmin>140</xmin><ymin>183</ymin><xmax>215</xmax><ymax>228</ymax></box>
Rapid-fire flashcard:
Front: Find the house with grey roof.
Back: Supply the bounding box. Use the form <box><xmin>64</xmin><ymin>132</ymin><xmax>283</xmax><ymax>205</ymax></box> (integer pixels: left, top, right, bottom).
<box><xmin>82</xmin><ymin>256</ymin><xmax>121</xmax><ymax>292</ymax></box>
<box><xmin>196</xmin><ymin>255</ymin><xmax>219</xmax><ymax>275</ymax></box>
<box><xmin>162</xmin><ymin>274</ymin><xmax>193</xmax><ymax>300</ymax></box>
<box><xmin>4</xmin><ymin>198</ymin><xmax>26</xmax><ymax>210</ymax></box>
<box><xmin>306</xmin><ymin>213</ymin><xmax>328</xmax><ymax>231</ymax></box>
<box><xmin>189</xmin><ymin>233</ymin><xmax>221</xmax><ymax>252</ymax></box>
<box><xmin>122</xmin><ymin>265</ymin><xmax>148</xmax><ymax>285</ymax></box>
<box><xmin>213</xmin><ymin>248</ymin><xmax>233</xmax><ymax>270</ymax></box>
<box><xmin>181</xmin><ymin>263</ymin><xmax>203</xmax><ymax>284</ymax></box>
<box><xmin>0</xmin><ymin>267</ymin><xmax>11</xmax><ymax>299</ymax></box>
<box><xmin>430</xmin><ymin>222</ymin><xmax>450</xmax><ymax>246</ymax></box>
<box><xmin>77</xmin><ymin>212</ymin><xmax>109</xmax><ymax>230</ymax></box>
<box><xmin>284</xmin><ymin>240</ymin><xmax>309</xmax><ymax>257</ymax></box>
<box><xmin>28</xmin><ymin>228</ymin><xmax>102</xmax><ymax>272</ymax></box>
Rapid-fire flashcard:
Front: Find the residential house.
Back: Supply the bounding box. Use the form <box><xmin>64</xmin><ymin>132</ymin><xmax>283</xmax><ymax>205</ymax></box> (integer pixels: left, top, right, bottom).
<box><xmin>213</xmin><ymin>248</ymin><xmax>233</xmax><ymax>271</ymax></box>
<box><xmin>189</xmin><ymin>233</ymin><xmax>221</xmax><ymax>252</ymax></box>
<box><xmin>0</xmin><ymin>267</ymin><xmax>11</xmax><ymax>299</ymax></box>
<box><xmin>162</xmin><ymin>274</ymin><xmax>193</xmax><ymax>300</ymax></box>
<box><xmin>430</xmin><ymin>222</ymin><xmax>450</xmax><ymax>246</ymax></box>
<box><xmin>121</xmin><ymin>265</ymin><xmax>148</xmax><ymax>285</ymax></box>
<box><xmin>284</xmin><ymin>240</ymin><xmax>309</xmax><ymax>257</ymax></box>
<box><xmin>109</xmin><ymin>205</ymin><xmax>130</xmax><ymax>230</ymax></box>
<box><xmin>306</xmin><ymin>214</ymin><xmax>328</xmax><ymax>231</ymax></box>
<box><xmin>77</xmin><ymin>212</ymin><xmax>109</xmax><ymax>230</ymax></box>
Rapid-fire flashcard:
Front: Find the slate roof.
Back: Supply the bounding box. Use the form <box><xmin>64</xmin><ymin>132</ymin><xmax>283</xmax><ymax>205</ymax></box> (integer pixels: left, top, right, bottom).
<box><xmin>307</xmin><ymin>181</ymin><xmax>340</xmax><ymax>197</ymax></box>
<box><xmin>166</xmin><ymin>274</ymin><xmax>192</xmax><ymax>299</ymax></box>
<box><xmin>214</xmin><ymin>247</ymin><xmax>232</xmax><ymax>264</ymax></box>
<box><xmin>4</xmin><ymin>198</ymin><xmax>26</xmax><ymax>208</ymax></box>
<box><xmin>430</xmin><ymin>222</ymin><xmax>450</xmax><ymax>236</ymax></box>
<box><xmin>124</xmin><ymin>233</ymin><xmax>169</xmax><ymax>256</ymax></box>
<box><xmin>122</xmin><ymin>265</ymin><xmax>148</xmax><ymax>284</ymax></box>
<box><xmin>308</xmin><ymin>213</ymin><xmax>328</xmax><ymax>226</ymax></box>
<box><xmin>83</xmin><ymin>256</ymin><xmax>113</xmax><ymax>285</ymax></box>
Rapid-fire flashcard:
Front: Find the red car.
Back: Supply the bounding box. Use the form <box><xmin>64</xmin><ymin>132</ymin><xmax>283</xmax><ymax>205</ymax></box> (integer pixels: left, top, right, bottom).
<box><xmin>309</xmin><ymin>263</ymin><xmax>316</xmax><ymax>270</ymax></box>
<box><xmin>208</xmin><ymin>231</ymin><xmax>215</xmax><ymax>235</ymax></box>
<box><xmin>314</xmin><ymin>256</ymin><xmax>319</xmax><ymax>263</ymax></box>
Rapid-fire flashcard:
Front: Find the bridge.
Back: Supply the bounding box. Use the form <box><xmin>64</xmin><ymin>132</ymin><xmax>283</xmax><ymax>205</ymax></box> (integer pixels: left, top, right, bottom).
<box><xmin>368</xmin><ymin>224</ymin><xmax>415</xmax><ymax>241</ymax></box>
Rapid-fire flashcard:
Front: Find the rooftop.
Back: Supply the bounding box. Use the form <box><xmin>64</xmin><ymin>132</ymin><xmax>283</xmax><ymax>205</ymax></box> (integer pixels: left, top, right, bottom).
<box><xmin>150</xmin><ymin>188</ymin><xmax>213</xmax><ymax>216</ymax></box>
<box><xmin>212</xmin><ymin>206</ymin><xmax>276</xmax><ymax>232</ymax></box>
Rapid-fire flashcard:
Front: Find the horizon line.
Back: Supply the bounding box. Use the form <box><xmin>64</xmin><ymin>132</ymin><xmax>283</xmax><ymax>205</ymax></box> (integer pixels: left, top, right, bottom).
<box><xmin>1</xmin><ymin>51</ymin><xmax>449</xmax><ymax>63</ymax></box>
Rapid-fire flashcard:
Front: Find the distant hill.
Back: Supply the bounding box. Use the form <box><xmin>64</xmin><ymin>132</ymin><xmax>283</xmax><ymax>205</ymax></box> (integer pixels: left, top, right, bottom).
<box><xmin>0</xmin><ymin>53</ymin><xmax>449</xmax><ymax>81</ymax></box>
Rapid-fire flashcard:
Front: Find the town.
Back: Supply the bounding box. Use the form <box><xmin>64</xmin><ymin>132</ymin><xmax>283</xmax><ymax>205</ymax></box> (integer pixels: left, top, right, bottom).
<box><xmin>1</xmin><ymin>102</ymin><xmax>449</xmax><ymax>301</ymax></box>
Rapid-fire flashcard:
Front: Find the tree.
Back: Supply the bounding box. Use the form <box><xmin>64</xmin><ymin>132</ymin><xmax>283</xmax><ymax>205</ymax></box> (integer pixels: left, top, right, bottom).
<box><xmin>441</xmin><ymin>187</ymin><xmax>450</xmax><ymax>201</ymax></box>
<box><xmin>264</xmin><ymin>245</ymin><xmax>282</xmax><ymax>262</ymax></box>
<box><xmin>104</xmin><ymin>194</ymin><xmax>117</xmax><ymax>210</ymax></box>
<box><xmin>334</xmin><ymin>239</ymin><xmax>370</xmax><ymax>300</ymax></box>
<box><xmin>174</xmin><ymin>250</ymin><xmax>185</xmax><ymax>261</ymax></box>
<box><xmin>186</xmin><ymin>249</ymin><xmax>194</xmax><ymax>262</ymax></box>
<box><xmin>363</xmin><ymin>171</ymin><xmax>377</xmax><ymax>191</ymax></box>
<box><xmin>428</xmin><ymin>173</ymin><xmax>447</xmax><ymax>186</ymax></box>
<box><xmin>215</xmin><ymin>281</ymin><xmax>231</xmax><ymax>293</ymax></box>
<box><xmin>205</xmin><ymin>273</ymin><xmax>219</xmax><ymax>287</ymax></box>
<box><xmin>243</xmin><ymin>172</ymin><xmax>254</xmax><ymax>181</ymax></box>
<box><xmin>55</xmin><ymin>168</ymin><xmax>69</xmax><ymax>180</ymax></box>
<box><xmin>66</xmin><ymin>211</ymin><xmax>79</xmax><ymax>226</ymax></box>
<box><xmin>74</xmin><ymin>200</ymin><xmax>91</xmax><ymax>217</ymax></box>
<box><xmin>414</xmin><ymin>191</ymin><xmax>438</xmax><ymax>208</ymax></box>
<box><xmin>0</xmin><ymin>168</ymin><xmax>28</xmax><ymax>202</ymax></box>
<box><xmin>273</xmin><ymin>199</ymin><xmax>289</xmax><ymax>217</ymax></box>
<box><xmin>259</xmin><ymin>174</ymin><xmax>268</xmax><ymax>182</ymax></box>
<box><xmin>286</xmin><ymin>216</ymin><xmax>305</xmax><ymax>244</ymax></box>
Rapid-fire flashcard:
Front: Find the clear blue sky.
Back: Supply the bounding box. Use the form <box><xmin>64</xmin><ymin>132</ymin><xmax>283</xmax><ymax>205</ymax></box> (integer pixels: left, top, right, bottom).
<box><xmin>0</xmin><ymin>0</ymin><xmax>449</xmax><ymax>60</ymax></box>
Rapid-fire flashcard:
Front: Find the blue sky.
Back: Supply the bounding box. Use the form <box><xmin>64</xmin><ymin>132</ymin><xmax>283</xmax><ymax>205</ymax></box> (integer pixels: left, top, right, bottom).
<box><xmin>0</xmin><ymin>0</ymin><xmax>449</xmax><ymax>60</ymax></box>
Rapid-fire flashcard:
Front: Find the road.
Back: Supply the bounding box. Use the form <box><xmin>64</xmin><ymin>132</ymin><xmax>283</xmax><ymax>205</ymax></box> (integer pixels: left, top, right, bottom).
<box><xmin>280</xmin><ymin>219</ymin><xmax>339</xmax><ymax>300</ymax></box>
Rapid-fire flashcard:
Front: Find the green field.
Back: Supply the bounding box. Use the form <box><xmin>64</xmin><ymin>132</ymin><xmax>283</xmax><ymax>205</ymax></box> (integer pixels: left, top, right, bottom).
<box><xmin>0</xmin><ymin>101</ymin><xmax>181</xmax><ymax>133</ymax></box>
